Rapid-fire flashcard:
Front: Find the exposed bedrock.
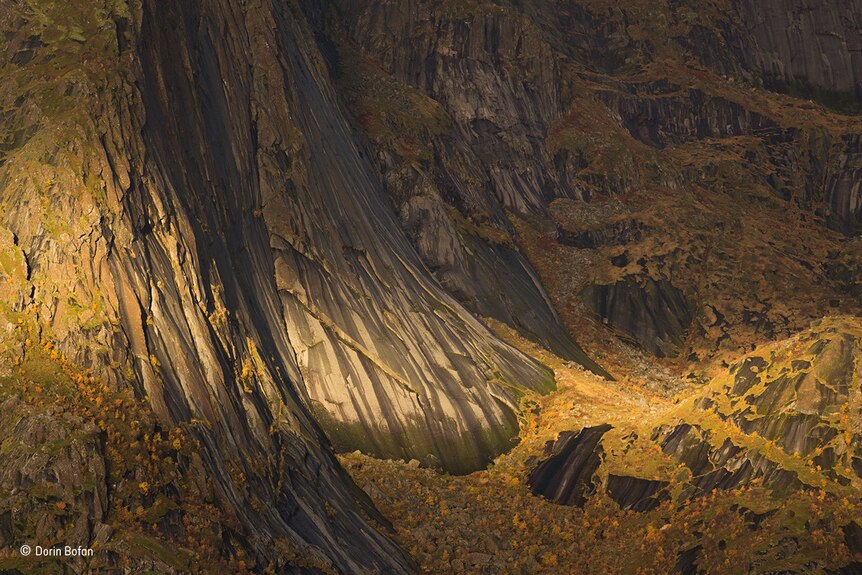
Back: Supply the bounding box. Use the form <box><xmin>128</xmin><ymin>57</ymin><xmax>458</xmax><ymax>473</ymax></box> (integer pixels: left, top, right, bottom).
<box><xmin>98</xmin><ymin>1</ymin><xmax>416</xmax><ymax>570</ymax></box>
<box><xmin>528</xmin><ymin>424</ymin><xmax>611</xmax><ymax>507</ymax></box>
<box><xmin>605</xmin><ymin>475</ymin><xmax>669</xmax><ymax>512</ymax></box>
<box><xmin>581</xmin><ymin>278</ymin><xmax>694</xmax><ymax>358</ymax></box>
<box><xmin>825</xmin><ymin>135</ymin><xmax>862</xmax><ymax>235</ymax></box>
<box><xmin>0</xmin><ymin>0</ymin><xmax>575</xmax><ymax>569</ymax></box>
<box><xmin>556</xmin><ymin>219</ymin><xmax>644</xmax><ymax>249</ymax></box>
<box><xmin>693</xmin><ymin>0</ymin><xmax>862</xmax><ymax>108</ymax></box>
<box><xmin>300</xmin><ymin>0</ymin><xmax>605</xmax><ymax>371</ymax></box>
<box><xmin>598</xmin><ymin>87</ymin><xmax>775</xmax><ymax>149</ymax></box>
<box><xmin>257</xmin><ymin>7</ymin><xmax>556</xmax><ymax>474</ymax></box>
<box><xmin>526</xmin><ymin>321</ymin><xmax>862</xmax><ymax>522</ymax></box>
<box><xmin>655</xmin><ymin>423</ymin><xmax>802</xmax><ymax>497</ymax></box>
<box><xmin>326</xmin><ymin>0</ymin><xmax>568</xmax><ymax>214</ymax></box>
<box><xmin>132</xmin><ymin>0</ymin><xmax>558</xmax><ymax>495</ymax></box>
<box><xmin>602</xmin><ymin>85</ymin><xmax>862</xmax><ymax>231</ymax></box>
<box><xmin>389</xmin><ymin>165</ymin><xmax>599</xmax><ymax>369</ymax></box>
<box><xmin>528</xmin><ymin>426</ymin><xmax>673</xmax><ymax>512</ymax></box>
<box><xmin>676</xmin><ymin>545</ymin><xmax>704</xmax><ymax>575</ymax></box>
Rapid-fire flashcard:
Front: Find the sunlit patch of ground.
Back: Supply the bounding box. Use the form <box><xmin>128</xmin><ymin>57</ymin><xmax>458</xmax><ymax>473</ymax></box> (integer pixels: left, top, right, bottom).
<box><xmin>341</xmin><ymin>316</ymin><xmax>862</xmax><ymax>574</ymax></box>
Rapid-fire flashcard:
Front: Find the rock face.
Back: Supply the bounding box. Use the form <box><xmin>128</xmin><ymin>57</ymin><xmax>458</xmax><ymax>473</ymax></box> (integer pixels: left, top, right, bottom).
<box><xmin>0</xmin><ymin>0</ymin><xmax>580</xmax><ymax>570</ymax></box>
<box><xmin>581</xmin><ymin>279</ymin><xmax>694</xmax><ymax>358</ymax></box>
<box><xmin>605</xmin><ymin>475</ymin><xmax>668</xmax><ymax>512</ymax></box>
<box><xmin>826</xmin><ymin>135</ymin><xmax>862</xmax><ymax>235</ymax></box>
<box><xmin>1</xmin><ymin>0</ymin><xmax>417</xmax><ymax>570</ymax></box>
<box><xmin>701</xmin><ymin>0</ymin><xmax>862</xmax><ymax>107</ymax></box>
<box><xmin>528</xmin><ymin>424</ymin><xmax>610</xmax><ymax>506</ymax></box>
<box><xmin>304</xmin><ymin>0</ymin><xmax>602</xmax><ymax>369</ymax></box>
<box><xmin>313</xmin><ymin>0</ymin><xmax>862</xmax><ymax>372</ymax></box>
<box><xmin>144</xmin><ymin>0</ymin><xmax>557</xmax><ymax>475</ymax></box>
<box><xmin>529</xmin><ymin>317</ymin><xmax>862</xmax><ymax>523</ymax></box>
<box><xmin>3</xmin><ymin>0</ymin><xmax>862</xmax><ymax>571</ymax></box>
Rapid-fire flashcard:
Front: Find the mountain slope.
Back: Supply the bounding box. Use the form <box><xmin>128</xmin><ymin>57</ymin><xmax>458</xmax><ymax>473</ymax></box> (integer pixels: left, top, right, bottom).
<box><xmin>343</xmin><ymin>316</ymin><xmax>862</xmax><ymax>574</ymax></box>
<box><xmin>318</xmin><ymin>0</ymin><xmax>862</xmax><ymax>377</ymax></box>
<box><xmin>2</xmin><ymin>0</ymin><xmax>862</xmax><ymax>573</ymax></box>
<box><xmin>0</xmin><ymin>0</ymin><xmax>578</xmax><ymax>571</ymax></box>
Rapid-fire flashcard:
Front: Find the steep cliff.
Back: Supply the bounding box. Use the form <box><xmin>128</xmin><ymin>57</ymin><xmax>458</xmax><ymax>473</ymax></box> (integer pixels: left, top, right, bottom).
<box><xmin>2</xmin><ymin>1</ymin><xmax>416</xmax><ymax>572</ymax></box>
<box><xmin>136</xmin><ymin>0</ymin><xmax>559</xmax><ymax>476</ymax></box>
<box><xmin>302</xmin><ymin>1</ymin><xmax>602</xmax><ymax>369</ymax></box>
<box><xmin>0</xmin><ymin>0</ymin><xmax>577</xmax><ymax>571</ymax></box>
<box><xmin>694</xmin><ymin>0</ymin><xmax>862</xmax><ymax>110</ymax></box>
<box><xmin>318</xmin><ymin>0</ymin><xmax>862</xmax><ymax>372</ymax></box>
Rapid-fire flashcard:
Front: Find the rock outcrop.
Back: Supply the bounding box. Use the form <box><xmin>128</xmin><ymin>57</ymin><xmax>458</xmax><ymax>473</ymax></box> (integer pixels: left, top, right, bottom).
<box><xmin>529</xmin><ymin>424</ymin><xmax>611</xmax><ymax>506</ymax></box>
<box><xmin>0</xmin><ymin>396</ymin><xmax>107</xmax><ymax>572</ymax></box>
<box><xmin>697</xmin><ymin>0</ymin><xmax>862</xmax><ymax>108</ymax></box>
<box><xmin>527</xmin><ymin>317</ymin><xmax>862</xmax><ymax>524</ymax></box>
<box><xmin>826</xmin><ymin>135</ymin><xmax>862</xmax><ymax>235</ymax></box>
<box><xmin>581</xmin><ymin>279</ymin><xmax>694</xmax><ymax>358</ymax></box>
<box><xmin>0</xmin><ymin>0</ymin><xmax>579</xmax><ymax>570</ymax></box>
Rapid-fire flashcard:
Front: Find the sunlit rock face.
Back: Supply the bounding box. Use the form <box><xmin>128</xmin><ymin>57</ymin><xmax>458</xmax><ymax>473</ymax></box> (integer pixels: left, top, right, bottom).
<box><xmin>0</xmin><ymin>0</ymin><xmax>571</xmax><ymax>569</ymax></box>
<box><xmin>137</xmin><ymin>0</ymin><xmax>559</xmax><ymax>477</ymax></box>
<box><xmin>3</xmin><ymin>0</ymin><xmax>862</xmax><ymax>571</ymax></box>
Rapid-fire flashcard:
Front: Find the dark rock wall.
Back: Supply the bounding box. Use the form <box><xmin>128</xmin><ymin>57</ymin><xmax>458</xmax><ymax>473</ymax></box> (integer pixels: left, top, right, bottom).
<box><xmin>315</xmin><ymin>0</ymin><xmax>862</xmax><ymax>369</ymax></box>
<box><xmin>718</xmin><ymin>0</ymin><xmax>862</xmax><ymax>105</ymax></box>
<box><xmin>826</xmin><ymin>135</ymin><xmax>862</xmax><ymax>235</ymax></box>
<box><xmin>0</xmin><ymin>0</ymin><xmax>570</xmax><ymax>570</ymax></box>
<box><xmin>100</xmin><ymin>1</ymin><xmax>416</xmax><ymax>571</ymax></box>
<box><xmin>304</xmin><ymin>0</ymin><xmax>606</xmax><ymax>369</ymax></box>
<box><xmin>581</xmin><ymin>279</ymin><xmax>694</xmax><ymax>358</ymax></box>
<box><xmin>529</xmin><ymin>424</ymin><xmax>611</xmax><ymax>506</ymax></box>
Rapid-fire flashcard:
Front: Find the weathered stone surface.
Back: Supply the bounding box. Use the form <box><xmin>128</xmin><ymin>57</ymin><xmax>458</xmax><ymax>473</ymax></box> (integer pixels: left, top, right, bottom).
<box><xmin>528</xmin><ymin>424</ymin><xmax>611</xmax><ymax>507</ymax></box>
<box><xmin>701</xmin><ymin>0</ymin><xmax>862</xmax><ymax>106</ymax></box>
<box><xmin>605</xmin><ymin>475</ymin><xmax>669</xmax><ymax>512</ymax></box>
<box><xmin>303</xmin><ymin>0</ymin><xmax>602</xmax><ymax>368</ymax></box>
<box><xmin>825</xmin><ymin>135</ymin><xmax>862</xmax><ymax>235</ymax></box>
<box><xmin>3</xmin><ymin>0</ymin><xmax>862</xmax><ymax>571</ymax></box>
<box><xmin>0</xmin><ymin>396</ymin><xmax>107</xmax><ymax>571</ymax></box>
<box><xmin>581</xmin><ymin>278</ymin><xmax>694</xmax><ymax>358</ymax></box>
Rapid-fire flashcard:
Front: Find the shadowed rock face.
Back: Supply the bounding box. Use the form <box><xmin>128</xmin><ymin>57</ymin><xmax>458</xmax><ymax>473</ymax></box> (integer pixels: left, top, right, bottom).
<box><xmin>529</xmin><ymin>424</ymin><xmax>611</xmax><ymax>506</ymax></box>
<box><xmin>0</xmin><ymin>0</ymin><xmax>574</xmax><ymax>569</ymax></box>
<box><xmin>3</xmin><ymin>0</ymin><xmax>862</xmax><ymax>571</ymax></box>
<box><xmin>605</xmin><ymin>475</ymin><xmax>669</xmax><ymax>512</ymax></box>
<box><xmin>310</xmin><ymin>0</ymin><xmax>862</xmax><ymax>387</ymax></box>
<box><xmin>581</xmin><ymin>279</ymin><xmax>694</xmax><ymax>358</ymax></box>
<box><xmin>825</xmin><ymin>135</ymin><xmax>862</xmax><ymax>235</ymax></box>
<box><xmin>699</xmin><ymin>0</ymin><xmax>862</xmax><ymax>107</ymax></box>
<box><xmin>298</xmin><ymin>0</ymin><xmax>603</xmax><ymax>370</ymax></box>
<box><xmin>23</xmin><ymin>0</ymin><xmax>416</xmax><ymax>570</ymax></box>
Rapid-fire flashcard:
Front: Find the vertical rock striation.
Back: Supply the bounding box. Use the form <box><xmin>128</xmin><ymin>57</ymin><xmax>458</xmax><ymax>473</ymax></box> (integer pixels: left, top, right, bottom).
<box><xmin>703</xmin><ymin>0</ymin><xmax>862</xmax><ymax>107</ymax></box>
<box><xmin>1</xmin><ymin>0</ymin><xmax>564</xmax><ymax>570</ymax></box>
